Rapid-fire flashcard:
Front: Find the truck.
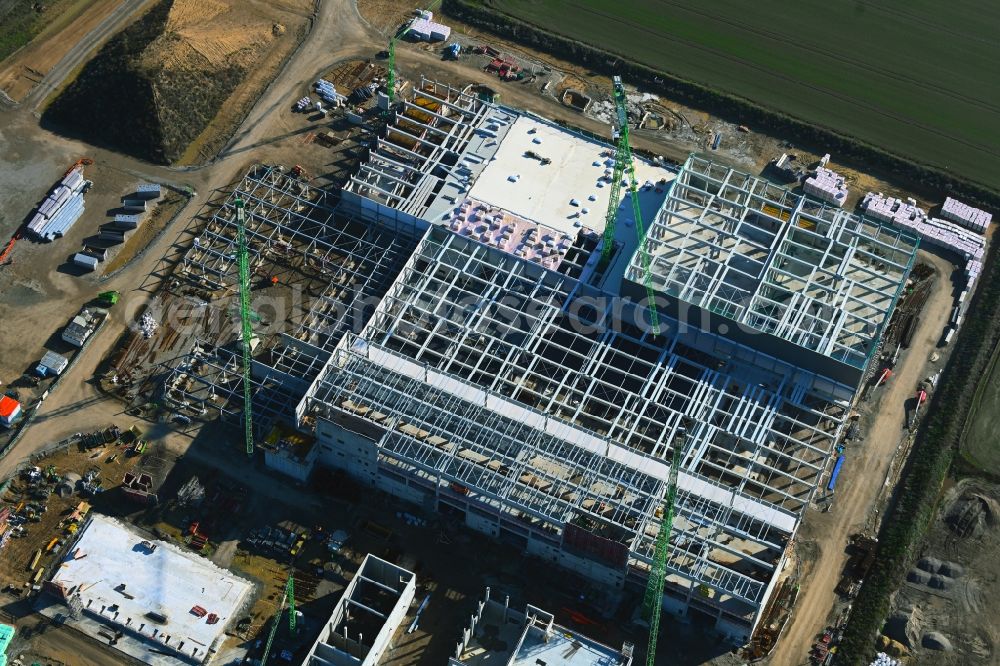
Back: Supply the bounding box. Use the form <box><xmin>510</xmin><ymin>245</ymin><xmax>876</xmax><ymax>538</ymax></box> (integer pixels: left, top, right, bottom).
<box><xmin>97</xmin><ymin>291</ymin><xmax>120</xmax><ymax>306</ymax></box>
<box><xmin>443</xmin><ymin>43</ymin><xmax>461</xmax><ymax>60</ymax></box>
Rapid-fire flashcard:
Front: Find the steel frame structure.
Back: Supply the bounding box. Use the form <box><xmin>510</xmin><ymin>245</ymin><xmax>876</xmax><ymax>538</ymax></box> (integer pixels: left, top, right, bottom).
<box><xmin>345</xmin><ymin>79</ymin><xmax>495</xmax><ymax>218</ymax></box>
<box><xmin>299</xmin><ymin>222</ymin><xmax>865</xmax><ymax>629</ymax></box>
<box><xmin>630</xmin><ymin>156</ymin><xmax>919</xmax><ymax>371</ymax></box>
<box><xmin>178</xmin><ymin>165</ymin><xmax>418</xmax><ymax>382</ymax></box>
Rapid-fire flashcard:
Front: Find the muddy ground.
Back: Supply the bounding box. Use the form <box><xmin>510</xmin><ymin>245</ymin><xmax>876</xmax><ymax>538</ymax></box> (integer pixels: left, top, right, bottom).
<box><xmin>881</xmin><ymin>479</ymin><xmax>1000</xmax><ymax>664</ymax></box>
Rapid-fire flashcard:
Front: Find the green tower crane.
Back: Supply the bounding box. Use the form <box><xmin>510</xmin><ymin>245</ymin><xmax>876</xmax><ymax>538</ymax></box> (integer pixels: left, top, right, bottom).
<box><xmin>235</xmin><ymin>196</ymin><xmax>254</xmax><ymax>457</ymax></box>
<box><xmin>259</xmin><ymin>574</ymin><xmax>296</xmax><ymax>664</ymax></box>
<box><xmin>386</xmin><ymin>38</ymin><xmax>397</xmax><ymax>106</ymax></box>
<box><xmin>386</xmin><ymin>0</ymin><xmax>443</xmax><ymax>105</ymax></box>
<box><xmin>641</xmin><ymin>446</ymin><xmax>681</xmax><ymax>666</ymax></box>
<box><xmin>600</xmin><ymin>76</ymin><xmax>660</xmax><ymax>335</ymax></box>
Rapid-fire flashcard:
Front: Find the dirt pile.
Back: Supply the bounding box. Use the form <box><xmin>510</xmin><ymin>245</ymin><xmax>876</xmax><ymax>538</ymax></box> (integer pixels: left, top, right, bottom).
<box><xmin>946</xmin><ymin>491</ymin><xmax>1000</xmax><ymax>538</ymax></box>
<box><xmin>43</xmin><ymin>0</ymin><xmax>284</xmax><ymax>163</ymax></box>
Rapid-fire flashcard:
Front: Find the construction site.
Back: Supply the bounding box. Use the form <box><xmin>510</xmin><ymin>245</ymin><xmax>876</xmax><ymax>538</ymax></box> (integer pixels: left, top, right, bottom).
<box><xmin>49</xmin><ymin>71</ymin><xmax>939</xmax><ymax>663</ymax></box>
<box><xmin>0</xmin><ymin>0</ymin><xmax>994</xmax><ymax>664</ymax></box>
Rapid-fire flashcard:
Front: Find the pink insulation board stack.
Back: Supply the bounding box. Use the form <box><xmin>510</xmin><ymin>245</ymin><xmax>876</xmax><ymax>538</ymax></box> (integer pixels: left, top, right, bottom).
<box><xmin>803</xmin><ymin>166</ymin><xmax>848</xmax><ymax>207</ymax></box>
<box><xmin>448</xmin><ymin>198</ymin><xmax>576</xmax><ymax>271</ymax></box>
<box><xmin>941</xmin><ymin>196</ymin><xmax>992</xmax><ymax>233</ymax></box>
<box><xmin>862</xmin><ymin>192</ymin><xmax>986</xmax><ymax>289</ymax></box>
<box><xmin>408</xmin><ymin>17</ymin><xmax>450</xmax><ymax>41</ymax></box>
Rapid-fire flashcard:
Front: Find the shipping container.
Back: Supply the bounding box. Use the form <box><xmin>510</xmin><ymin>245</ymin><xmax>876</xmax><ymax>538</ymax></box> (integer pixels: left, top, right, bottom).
<box><xmin>72</xmin><ymin>253</ymin><xmax>99</xmax><ymax>271</ymax></box>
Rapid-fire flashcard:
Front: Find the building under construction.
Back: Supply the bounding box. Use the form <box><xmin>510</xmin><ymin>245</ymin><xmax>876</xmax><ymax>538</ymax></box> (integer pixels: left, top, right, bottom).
<box><xmin>164</xmin><ymin>81</ymin><xmax>919</xmax><ymax>643</ymax></box>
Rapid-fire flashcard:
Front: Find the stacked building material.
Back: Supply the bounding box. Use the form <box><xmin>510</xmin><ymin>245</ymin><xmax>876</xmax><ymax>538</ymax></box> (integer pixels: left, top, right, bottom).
<box><xmin>863</xmin><ymin>191</ymin><xmax>985</xmax><ymax>343</ymax></box>
<box><xmin>27</xmin><ymin>167</ymin><xmax>90</xmax><ymax>241</ymax></box>
<box><xmin>861</xmin><ymin>193</ymin><xmax>921</xmax><ymax>225</ymax></box>
<box><xmin>72</xmin><ymin>253</ymin><xmax>98</xmax><ymax>271</ymax></box>
<box><xmin>408</xmin><ymin>17</ymin><xmax>450</xmax><ymax>41</ymax></box>
<box><xmin>803</xmin><ymin>167</ymin><xmax>848</xmax><ymax>207</ymax></box>
<box><xmin>862</xmin><ymin>193</ymin><xmax>985</xmax><ymax>269</ymax></box>
<box><xmin>941</xmin><ymin>196</ymin><xmax>991</xmax><ymax>232</ymax></box>
<box><xmin>135</xmin><ymin>183</ymin><xmax>162</xmax><ymax>200</ymax></box>
<box><xmin>314</xmin><ymin>79</ymin><xmax>345</xmax><ymax>106</ymax></box>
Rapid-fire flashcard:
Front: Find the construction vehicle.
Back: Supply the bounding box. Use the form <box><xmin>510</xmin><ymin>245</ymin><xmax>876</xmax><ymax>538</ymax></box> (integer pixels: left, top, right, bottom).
<box><xmin>907</xmin><ymin>384</ymin><xmax>929</xmax><ymax>429</ymax></box>
<box><xmin>64</xmin><ymin>157</ymin><xmax>94</xmax><ymax>177</ymax></box>
<box><xmin>601</xmin><ymin>75</ymin><xmax>660</xmax><ymax>335</ymax></box>
<box><xmin>443</xmin><ymin>43</ymin><xmax>461</xmax><ymax>60</ymax></box>
<box><xmin>641</xmin><ymin>446</ymin><xmax>681</xmax><ymax>666</ymax></box>
<box><xmin>235</xmin><ymin>197</ymin><xmax>255</xmax><ymax>457</ymax></box>
<box><xmin>97</xmin><ymin>291</ymin><xmax>120</xmax><ymax>306</ymax></box>
<box><xmin>0</xmin><ymin>234</ymin><xmax>18</xmax><ymax>265</ymax></box>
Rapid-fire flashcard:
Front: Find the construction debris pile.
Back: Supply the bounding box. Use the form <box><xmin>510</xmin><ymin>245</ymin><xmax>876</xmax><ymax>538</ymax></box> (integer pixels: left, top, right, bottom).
<box><xmin>28</xmin><ymin>165</ymin><xmax>92</xmax><ymax>241</ymax></box>
<box><xmin>941</xmin><ymin>196</ymin><xmax>992</xmax><ymax>233</ymax></box>
<box><xmin>139</xmin><ymin>312</ymin><xmax>158</xmax><ymax>339</ymax></box>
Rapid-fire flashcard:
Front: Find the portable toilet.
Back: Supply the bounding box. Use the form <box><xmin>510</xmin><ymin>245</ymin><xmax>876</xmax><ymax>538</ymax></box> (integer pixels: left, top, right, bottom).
<box><xmin>0</xmin><ymin>396</ymin><xmax>21</xmax><ymax>427</ymax></box>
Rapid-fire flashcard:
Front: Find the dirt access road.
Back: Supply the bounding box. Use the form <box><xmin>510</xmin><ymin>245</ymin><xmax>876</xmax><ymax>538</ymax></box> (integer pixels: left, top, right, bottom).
<box><xmin>0</xmin><ymin>0</ymin><xmax>378</xmax><ymax>481</ymax></box>
<box><xmin>0</xmin><ymin>0</ymin><xmax>151</xmax><ymax>108</ymax></box>
<box><xmin>769</xmin><ymin>251</ymin><xmax>956</xmax><ymax>666</ymax></box>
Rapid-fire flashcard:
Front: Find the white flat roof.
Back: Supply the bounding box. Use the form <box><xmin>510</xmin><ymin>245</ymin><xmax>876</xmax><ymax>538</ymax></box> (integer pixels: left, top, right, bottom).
<box><xmin>50</xmin><ymin>514</ymin><xmax>253</xmax><ymax>663</ymax></box>
<box><xmin>467</xmin><ymin>115</ymin><xmax>673</xmax><ymax>237</ymax></box>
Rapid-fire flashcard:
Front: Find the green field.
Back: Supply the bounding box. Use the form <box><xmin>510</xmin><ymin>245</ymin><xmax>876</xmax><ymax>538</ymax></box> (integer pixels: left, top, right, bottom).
<box><xmin>961</xmin><ymin>340</ymin><xmax>1000</xmax><ymax>474</ymax></box>
<box><xmin>0</xmin><ymin>0</ymin><xmax>80</xmax><ymax>63</ymax></box>
<box><xmin>494</xmin><ymin>0</ymin><xmax>1000</xmax><ymax>190</ymax></box>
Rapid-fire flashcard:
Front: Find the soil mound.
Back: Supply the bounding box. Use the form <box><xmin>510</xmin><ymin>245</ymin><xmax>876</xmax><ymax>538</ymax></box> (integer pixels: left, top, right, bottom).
<box><xmin>43</xmin><ymin>0</ymin><xmax>276</xmax><ymax>163</ymax></box>
<box><xmin>946</xmin><ymin>492</ymin><xmax>1000</xmax><ymax>538</ymax></box>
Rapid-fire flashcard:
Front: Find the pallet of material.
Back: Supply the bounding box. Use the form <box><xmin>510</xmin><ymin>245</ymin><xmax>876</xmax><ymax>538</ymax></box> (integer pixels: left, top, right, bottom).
<box><xmin>135</xmin><ymin>183</ymin><xmax>162</xmax><ymax>200</ymax></box>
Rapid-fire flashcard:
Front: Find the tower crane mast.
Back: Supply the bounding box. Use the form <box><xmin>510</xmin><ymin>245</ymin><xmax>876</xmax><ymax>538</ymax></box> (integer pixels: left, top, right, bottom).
<box><xmin>386</xmin><ymin>0</ymin><xmax>443</xmax><ymax>105</ymax></box>
<box><xmin>642</xmin><ymin>447</ymin><xmax>681</xmax><ymax>666</ymax></box>
<box><xmin>235</xmin><ymin>197</ymin><xmax>254</xmax><ymax>457</ymax></box>
<box><xmin>259</xmin><ymin>575</ymin><xmax>296</xmax><ymax>664</ymax></box>
<box><xmin>600</xmin><ymin>76</ymin><xmax>660</xmax><ymax>335</ymax></box>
